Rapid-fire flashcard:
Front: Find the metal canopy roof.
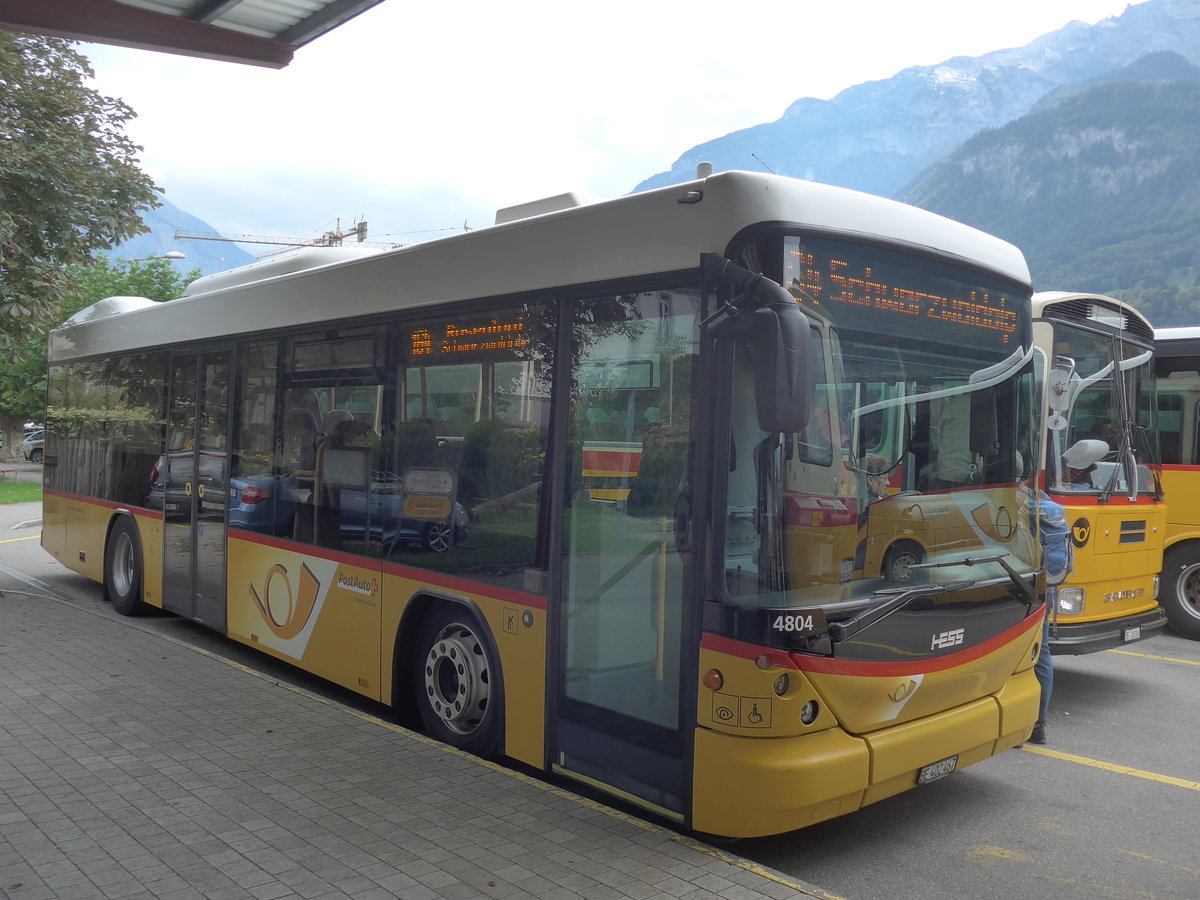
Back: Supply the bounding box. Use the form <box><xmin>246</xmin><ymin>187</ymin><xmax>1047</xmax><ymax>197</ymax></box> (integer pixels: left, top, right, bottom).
<box><xmin>0</xmin><ymin>0</ymin><xmax>388</xmax><ymax>68</ymax></box>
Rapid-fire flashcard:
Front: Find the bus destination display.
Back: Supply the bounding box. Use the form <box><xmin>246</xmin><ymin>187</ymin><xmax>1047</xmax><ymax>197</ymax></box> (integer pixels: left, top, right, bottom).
<box><xmin>785</xmin><ymin>241</ymin><xmax>1021</xmax><ymax>346</ymax></box>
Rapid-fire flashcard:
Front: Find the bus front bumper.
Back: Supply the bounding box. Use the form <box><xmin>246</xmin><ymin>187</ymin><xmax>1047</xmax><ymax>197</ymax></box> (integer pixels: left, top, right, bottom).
<box><xmin>1049</xmin><ymin>606</ymin><xmax>1168</xmax><ymax>656</ymax></box>
<box><xmin>689</xmin><ymin>669</ymin><xmax>1039</xmax><ymax>839</ymax></box>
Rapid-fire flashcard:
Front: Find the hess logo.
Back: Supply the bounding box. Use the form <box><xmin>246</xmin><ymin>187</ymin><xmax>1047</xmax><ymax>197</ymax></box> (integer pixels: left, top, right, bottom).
<box><xmin>931</xmin><ymin>628</ymin><xmax>965</xmax><ymax>650</ymax></box>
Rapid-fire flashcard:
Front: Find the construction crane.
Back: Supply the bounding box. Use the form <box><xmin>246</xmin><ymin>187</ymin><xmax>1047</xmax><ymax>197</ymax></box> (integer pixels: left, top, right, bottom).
<box><xmin>173</xmin><ymin>220</ymin><xmax>402</xmax><ymax>257</ymax></box>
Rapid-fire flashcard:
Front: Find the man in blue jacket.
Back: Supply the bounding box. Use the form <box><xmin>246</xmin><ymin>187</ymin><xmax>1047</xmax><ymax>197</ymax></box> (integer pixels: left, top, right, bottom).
<box><xmin>1030</xmin><ymin>488</ymin><xmax>1072</xmax><ymax>745</ymax></box>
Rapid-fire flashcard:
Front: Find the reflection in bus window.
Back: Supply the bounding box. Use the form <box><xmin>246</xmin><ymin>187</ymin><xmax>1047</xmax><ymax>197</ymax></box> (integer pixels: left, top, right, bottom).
<box><xmin>387</xmin><ymin>303</ymin><xmax>554</xmax><ymax>588</ymax></box>
<box><xmin>47</xmin><ymin>355</ymin><xmax>167</xmax><ymax>506</ymax></box>
<box><xmin>1046</xmin><ymin>321</ymin><xmax>1157</xmax><ymax>496</ymax></box>
<box><xmin>723</xmin><ymin>235</ymin><xmax>1038</xmax><ymax>609</ymax></box>
<box><xmin>562</xmin><ymin>289</ymin><xmax>698</xmax><ymax>730</ymax></box>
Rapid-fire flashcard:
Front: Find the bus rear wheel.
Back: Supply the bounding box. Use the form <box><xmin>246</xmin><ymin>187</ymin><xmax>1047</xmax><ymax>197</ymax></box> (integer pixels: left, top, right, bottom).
<box><xmin>414</xmin><ymin>606</ymin><xmax>501</xmax><ymax>757</ymax></box>
<box><xmin>1162</xmin><ymin>544</ymin><xmax>1200</xmax><ymax>639</ymax></box>
<box><xmin>105</xmin><ymin>517</ymin><xmax>146</xmax><ymax>616</ymax></box>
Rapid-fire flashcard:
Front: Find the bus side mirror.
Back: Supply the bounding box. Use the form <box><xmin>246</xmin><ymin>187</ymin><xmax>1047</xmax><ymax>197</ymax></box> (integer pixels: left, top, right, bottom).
<box><xmin>1047</xmin><ymin>358</ymin><xmax>1076</xmax><ymax>431</ymax></box>
<box><xmin>749</xmin><ymin>288</ymin><xmax>811</xmax><ymax>432</ymax></box>
<box><xmin>702</xmin><ymin>253</ymin><xmax>812</xmax><ymax>433</ymax></box>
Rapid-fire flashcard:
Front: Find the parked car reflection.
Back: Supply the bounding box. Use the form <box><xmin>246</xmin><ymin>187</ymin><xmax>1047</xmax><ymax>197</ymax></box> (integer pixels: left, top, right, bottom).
<box><xmin>228</xmin><ymin>467</ymin><xmax>468</xmax><ymax>552</ymax></box>
<box><xmin>22</xmin><ymin>429</ymin><xmax>44</xmax><ymax>464</ymax></box>
<box><xmin>145</xmin><ymin>451</ymin><xmax>227</xmax><ymax>516</ymax></box>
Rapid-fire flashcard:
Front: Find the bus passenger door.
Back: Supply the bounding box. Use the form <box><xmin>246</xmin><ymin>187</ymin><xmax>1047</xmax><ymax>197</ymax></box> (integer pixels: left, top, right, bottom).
<box><xmin>553</xmin><ymin>290</ymin><xmax>699</xmax><ymax>822</ymax></box>
<box><xmin>161</xmin><ymin>350</ymin><xmax>231</xmax><ymax>630</ymax></box>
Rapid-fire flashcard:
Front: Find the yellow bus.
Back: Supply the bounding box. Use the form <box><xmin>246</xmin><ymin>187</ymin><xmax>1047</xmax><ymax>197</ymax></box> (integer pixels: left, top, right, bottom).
<box><xmin>42</xmin><ymin>170</ymin><xmax>1046</xmax><ymax>839</ymax></box>
<box><xmin>1032</xmin><ymin>292</ymin><xmax>1166</xmax><ymax>652</ymax></box>
<box><xmin>1151</xmin><ymin>326</ymin><xmax>1200</xmax><ymax>638</ymax></box>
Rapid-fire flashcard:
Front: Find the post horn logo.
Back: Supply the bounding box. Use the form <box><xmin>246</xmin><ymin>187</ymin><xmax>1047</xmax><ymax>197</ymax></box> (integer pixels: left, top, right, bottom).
<box><xmin>1071</xmin><ymin>517</ymin><xmax>1091</xmax><ymax>549</ymax></box>
<box><xmin>249</xmin><ymin>562</ymin><xmax>320</xmax><ymax>639</ymax></box>
<box><xmin>889</xmin><ymin>679</ymin><xmax>919</xmax><ymax>703</ymax></box>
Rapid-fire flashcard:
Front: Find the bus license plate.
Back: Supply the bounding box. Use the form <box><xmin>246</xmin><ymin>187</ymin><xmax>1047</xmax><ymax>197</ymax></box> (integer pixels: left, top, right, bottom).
<box><xmin>918</xmin><ymin>756</ymin><xmax>958</xmax><ymax>785</ymax></box>
<box><xmin>1123</xmin><ymin>626</ymin><xmax>1141</xmax><ymax>642</ymax></box>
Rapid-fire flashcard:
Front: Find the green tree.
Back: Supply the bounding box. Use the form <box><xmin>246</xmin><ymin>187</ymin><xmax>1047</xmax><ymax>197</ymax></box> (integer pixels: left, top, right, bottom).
<box><xmin>0</xmin><ymin>34</ymin><xmax>159</xmax><ymax>355</ymax></box>
<box><xmin>0</xmin><ymin>256</ymin><xmax>197</xmax><ymax>460</ymax></box>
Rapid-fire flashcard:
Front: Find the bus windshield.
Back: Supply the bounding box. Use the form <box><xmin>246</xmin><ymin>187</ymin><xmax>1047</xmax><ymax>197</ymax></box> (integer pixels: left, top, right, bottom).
<box><xmin>1048</xmin><ymin>321</ymin><xmax>1158</xmax><ymax>498</ymax></box>
<box><xmin>723</xmin><ymin>235</ymin><xmax>1038</xmax><ymax>612</ymax></box>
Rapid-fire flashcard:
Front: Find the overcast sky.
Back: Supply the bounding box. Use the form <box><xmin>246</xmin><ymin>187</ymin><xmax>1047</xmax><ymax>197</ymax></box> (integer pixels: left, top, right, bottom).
<box><xmin>82</xmin><ymin>0</ymin><xmax>1141</xmax><ymax>250</ymax></box>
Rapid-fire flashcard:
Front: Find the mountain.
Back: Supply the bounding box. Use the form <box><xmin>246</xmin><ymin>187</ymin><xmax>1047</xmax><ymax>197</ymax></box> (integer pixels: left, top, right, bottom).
<box><xmin>110</xmin><ymin>193</ymin><xmax>255</xmax><ymax>276</ymax></box>
<box><xmin>1027</xmin><ymin>46</ymin><xmax>1200</xmax><ymax>112</ymax></box>
<box><xmin>899</xmin><ymin>53</ymin><xmax>1200</xmax><ymax>327</ymax></box>
<box><xmin>633</xmin><ymin>0</ymin><xmax>1200</xmax><ymax>200</ymax></box>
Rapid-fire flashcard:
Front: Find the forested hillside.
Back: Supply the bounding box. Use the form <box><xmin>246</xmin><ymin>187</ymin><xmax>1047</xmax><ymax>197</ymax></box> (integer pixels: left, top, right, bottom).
<box><xmin>901</xmin><ymin>55</ymin><xmax>1200</xmax><ymax>327</ymax></box>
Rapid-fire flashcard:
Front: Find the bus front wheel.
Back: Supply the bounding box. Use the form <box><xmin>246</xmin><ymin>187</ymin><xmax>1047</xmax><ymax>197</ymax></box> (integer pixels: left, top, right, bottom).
<box><xmin>105</xmin><ymin>517</ymin><xmax>146</xmax><ymax>616</ymax></box>
<box><xmin>413</xmin><ymin>606</ymin><xmax>502</xmax><ymax>757</ymax></box>
<box><xmin>883</xmin><ymin>543</ymin><xmax>923</xmax><ymax>583</ymax></box>
<box><xmin>1162</xmin><ymin>544</ymin><xmax>1200</xmax><ymax>639</ymax></box>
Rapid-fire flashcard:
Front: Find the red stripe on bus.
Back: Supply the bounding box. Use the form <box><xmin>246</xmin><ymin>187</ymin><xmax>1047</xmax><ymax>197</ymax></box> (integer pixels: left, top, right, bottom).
<box><xmin>702</xmin><ymin>613</ymin><xmax>1041</xmax><ymax>678</ymax></box>
<box><xmin>230</xmin><ymin>528</ymin><xmax>548</xmax><ymax>610</ymax></box>
<box><xmin>43</xmin><ymin>489</ymin><xmax>163</xmax><ymax>520</ymax></box>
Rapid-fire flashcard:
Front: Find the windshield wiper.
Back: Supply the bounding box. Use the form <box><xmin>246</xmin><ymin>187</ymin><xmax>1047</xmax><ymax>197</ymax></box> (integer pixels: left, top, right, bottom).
<box><xmin>828</xmin><ymin>553</ymin><xmax>1038</xmax><ymax>644</ymax></box>
<box><xmin>828</xmin><ymin>583</ymin><xmax>960</xmax><ymax>643</ymax></box>
<box><xmin>911</xmin><ymin>553</ymin><xmax>1038</xmax><ymax>612</ymax></box>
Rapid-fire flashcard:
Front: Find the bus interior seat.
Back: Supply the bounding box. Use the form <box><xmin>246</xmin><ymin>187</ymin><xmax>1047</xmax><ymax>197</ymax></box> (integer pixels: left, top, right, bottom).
<box><xmin>320</xmin><ymin>409</ymin><xmax>354</xmax><ymax>437</ymax></box>
<box><xmin>406</xmin><ymin>396</ymin><xmax>439</xmax><ymax>419</ymax></box>
<box><xmin>302</xmin><ymin>439</ymin><xmax>346</xmax><ymax>549</ymax></box>
<box><xmin>285</xmin><ymin>408</ymin><xmax>321</xmax><ymax>471</ymax></box>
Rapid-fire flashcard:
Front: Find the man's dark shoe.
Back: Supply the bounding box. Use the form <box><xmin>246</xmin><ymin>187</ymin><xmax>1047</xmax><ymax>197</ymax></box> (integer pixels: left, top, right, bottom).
<box><xmin>1029</xmin><ymin>724</ymin><xmax>1047</xmax><ymax>745</ymax></box>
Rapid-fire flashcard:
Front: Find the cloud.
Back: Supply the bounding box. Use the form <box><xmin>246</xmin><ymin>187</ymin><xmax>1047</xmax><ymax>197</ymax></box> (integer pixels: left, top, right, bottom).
<box><xmin>84</xmin><ymin>0</ymin><xmax>1138</xmax><ymax>239</ymax></box>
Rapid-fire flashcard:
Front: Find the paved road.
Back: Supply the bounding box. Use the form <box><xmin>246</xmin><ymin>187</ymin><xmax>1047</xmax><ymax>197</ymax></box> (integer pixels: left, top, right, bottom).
<box><xmin>739</xmin><ymin>631</ymin><xmax>1200</xmax><ymax>900</ymax></box>
<box><xmin>0</xmin><ymin>496</ymin><xmax>833</xmax><ymax>900</ymax></box>
<box><xmin>8</xmin><ymin>483</ymin><xmax>1197</xmax><ymax>900</ymax></box>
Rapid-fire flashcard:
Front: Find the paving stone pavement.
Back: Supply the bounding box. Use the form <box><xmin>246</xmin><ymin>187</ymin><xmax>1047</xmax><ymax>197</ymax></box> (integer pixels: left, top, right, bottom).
<box><xmin>0</xmin><ymin>577</ymin><xmax>834</xmax><ymax>900</ymax></box>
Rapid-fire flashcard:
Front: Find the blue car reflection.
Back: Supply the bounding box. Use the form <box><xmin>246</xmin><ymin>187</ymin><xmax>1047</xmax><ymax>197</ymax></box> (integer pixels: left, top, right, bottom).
<box><xmin>229</xmin><ymin>469</ymin><xmax>468</xmax><ymax>552</ymax></box>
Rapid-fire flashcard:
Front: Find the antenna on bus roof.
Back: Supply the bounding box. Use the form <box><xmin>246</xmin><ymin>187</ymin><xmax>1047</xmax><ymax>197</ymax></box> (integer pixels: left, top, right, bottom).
<box><xmin>751</xmin><ymin>153</ymin><xmax>776</xmax><ymax>174</ymax></box>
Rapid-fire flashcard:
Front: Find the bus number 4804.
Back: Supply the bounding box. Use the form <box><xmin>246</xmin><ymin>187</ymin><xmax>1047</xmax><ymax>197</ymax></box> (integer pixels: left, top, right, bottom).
<box><xmin>772</xmin><ymin>614</ymin><xmax>814</xmax><ymax>633</ymax></box>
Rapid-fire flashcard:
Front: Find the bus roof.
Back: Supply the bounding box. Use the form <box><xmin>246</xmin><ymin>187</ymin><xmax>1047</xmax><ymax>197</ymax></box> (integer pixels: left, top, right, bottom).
<box><xmin>1032</xmin><ymin>291</ymin><xmax>1154</xmax><ymax>342</ymax></box>
<box><xmin>51</xmin><ymin>171</ymin><xmax>1032</xmax><ymax>361</ymax></box>
<box><xmin>1155</xmin><ymin>325</ymin><xmax>1200</xmax><ymax>342</ymax></box>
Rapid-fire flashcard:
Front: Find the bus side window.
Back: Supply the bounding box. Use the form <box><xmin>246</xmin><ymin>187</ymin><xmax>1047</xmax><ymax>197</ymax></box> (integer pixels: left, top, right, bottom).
<box><xmin>1156</xmin><ymin>393</ymin><xmax>1181</xmax><ymax>464</ymax></box>
<box><xmin>388</xmin><ymin>305</ymin><xmax>554</xmax><ymax>586</ymax></box>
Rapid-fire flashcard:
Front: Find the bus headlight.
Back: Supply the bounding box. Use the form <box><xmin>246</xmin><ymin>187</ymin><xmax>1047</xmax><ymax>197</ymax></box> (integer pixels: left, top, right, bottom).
<box><xmin>1154</xmin><ymin>574</ymin><xmax>1160</xmax><ymax>600</ymax></box>
<box><xmin>1057</xmin><ymin>588</ymin><xmax>1085</xmax><ymax>614</ymax></box>
<box><xmin>800</xmin><ymin>700</ymin><xmax>819</xmax><ymax>725</ymax></box>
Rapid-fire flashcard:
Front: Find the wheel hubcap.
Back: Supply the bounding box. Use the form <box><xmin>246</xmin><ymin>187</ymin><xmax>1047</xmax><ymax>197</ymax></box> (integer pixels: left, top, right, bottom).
<box><xmin>890</xmin><ymin>552</ymin><xmax>919</xmax><ymax>582</ymax></box>
<box><xmin>112</xmin><ymin>532</ymin><xmax>134</xmax><ymax>597</ymax></box>
<box><xmin>423</xmin><ymin>623</ymin><xmax>490</xmax><ymax>734</ymax></box>
<box><xmin>1177</xmin><ymin>563</ymin><xmax>1200</xmax><ymax>621</ymax></box>
<box><xmin>426</xmin><ymin>522</ymin><xmax>450</xmax><ymax>552</ymax></box>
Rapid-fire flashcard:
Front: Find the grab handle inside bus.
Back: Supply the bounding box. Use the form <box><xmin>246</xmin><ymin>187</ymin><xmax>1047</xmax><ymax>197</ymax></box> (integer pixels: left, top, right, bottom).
<box><xmin>701</xmin><ymin>253</ymin><xmax>812</xmax><ymax>432</ymax></box>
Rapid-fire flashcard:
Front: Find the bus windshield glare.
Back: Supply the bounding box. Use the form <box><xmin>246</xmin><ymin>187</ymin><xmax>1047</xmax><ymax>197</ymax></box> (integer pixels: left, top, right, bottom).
<box><xmin>1047</xmin><ymin>321</ymin><xmax>1158</xmax><ymax>498</ymax></box>
<box><xmin>723</xmin><ymin>235</ymin><xmax>1038</xmax><ymax>612</ymax></box>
